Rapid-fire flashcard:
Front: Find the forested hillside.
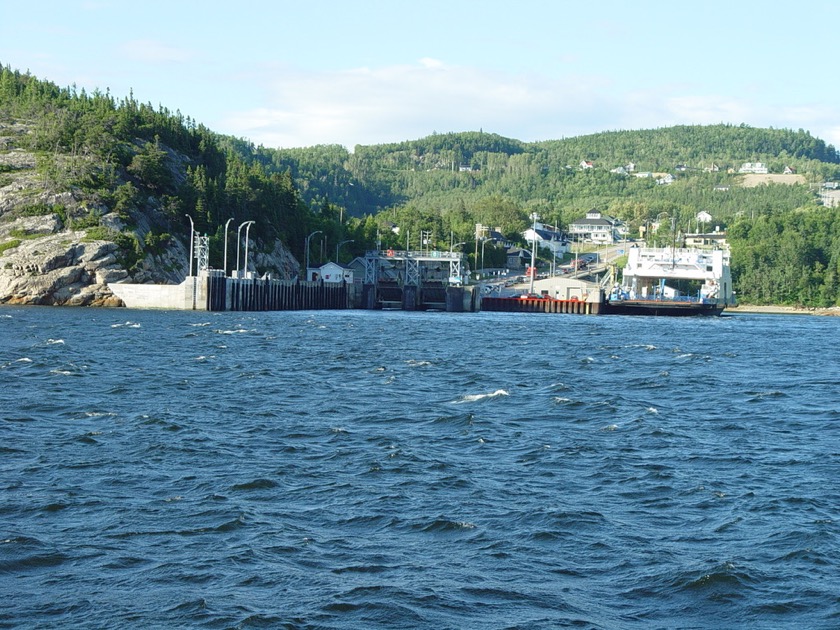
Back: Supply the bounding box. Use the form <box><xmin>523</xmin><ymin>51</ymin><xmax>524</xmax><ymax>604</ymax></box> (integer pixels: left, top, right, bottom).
<box><xmin>0</xmin><ymin>64</ymin><xmax>334</xmax><ymax>274</ymax></box>
<box><xmin>2</xmin><ymin>63</ymin><xmax>839</xmax><ymax>306</ymax></box>
<box><xmin>248</xmin><ymin>127</ymin><xmax>840</xmax><ymax>306</ymax></box>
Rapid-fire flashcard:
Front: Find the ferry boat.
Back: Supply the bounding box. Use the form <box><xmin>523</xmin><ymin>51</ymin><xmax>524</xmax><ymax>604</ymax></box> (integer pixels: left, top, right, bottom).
<box><xmin>604</xmin><ymin>245</ymin><xmax>735</xmax><ymax>316</ymax></box>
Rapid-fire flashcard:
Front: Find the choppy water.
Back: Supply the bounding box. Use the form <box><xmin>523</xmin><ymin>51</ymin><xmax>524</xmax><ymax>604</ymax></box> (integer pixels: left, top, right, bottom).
<box><xmin>1</xmin><ymin>306</ymin><xmax>839</xmax><ymax>629</ymax></box>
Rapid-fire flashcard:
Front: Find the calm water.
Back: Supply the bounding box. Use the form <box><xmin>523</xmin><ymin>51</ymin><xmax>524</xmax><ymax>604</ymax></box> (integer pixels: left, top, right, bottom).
<box><xmin>1</xmin><ymin>306</ymin><xmax>839</xmax><ymax>629</ymax></box>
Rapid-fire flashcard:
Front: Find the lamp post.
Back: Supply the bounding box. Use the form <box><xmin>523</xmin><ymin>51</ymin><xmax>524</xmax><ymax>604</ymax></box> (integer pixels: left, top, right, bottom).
<box><xmin>236</xmin><ymin>220</ymin><xmax>254</xmax><ymax>278</ymax></box>
<box><xmin>529</xmin><ymin>212</ymin><xmax>539</xmax><ymax>295</ymax></box>
<box><xmin>480</xmin><ymin>237</ymin><xmax>488</xmax><ymax>277</ymax></box>
<box><xmin>305</xmin><ymin>230</ymin><xmax>322</xmax><ymax>280</ymax></box>
<box><xmin>185</xmin><ymin>214</ymin><xmax>194</xmax><ymax>277</ymax></box>
<box><xmin>243</xmin><ymin>221</ymin><xmax>255</xmax><ymax>277</ymax></box>
<box><xmin>336</xmin><ymin>239</ymin><xmax>354</xmax><ymax>262</ymax></box>
<box><xmin>223</xmin><ymin>217</ymin><xmax>234</xmax><ymax>276</ymax></box>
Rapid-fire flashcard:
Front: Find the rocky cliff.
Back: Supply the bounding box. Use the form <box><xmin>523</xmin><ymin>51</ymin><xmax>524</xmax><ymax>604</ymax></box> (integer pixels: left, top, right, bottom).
<box><xmin>0</xmin><ymin>123</ymin><xmax>301</xmax><ymax>307</ymax></box>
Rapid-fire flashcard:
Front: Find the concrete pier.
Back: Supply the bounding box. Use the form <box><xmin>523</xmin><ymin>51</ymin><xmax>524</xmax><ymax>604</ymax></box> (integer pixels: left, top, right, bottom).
<box><xmin>110</xmin><ymin>271</ymin><xmax>352</xmax><ymax>311</ymax></box>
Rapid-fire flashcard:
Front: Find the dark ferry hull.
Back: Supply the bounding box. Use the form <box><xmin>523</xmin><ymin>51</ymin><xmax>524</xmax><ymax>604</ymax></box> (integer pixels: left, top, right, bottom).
<box><xmin>604</xmin><ymin>299</ymin><xmax>724</xmax><ymax>316</ymax></box>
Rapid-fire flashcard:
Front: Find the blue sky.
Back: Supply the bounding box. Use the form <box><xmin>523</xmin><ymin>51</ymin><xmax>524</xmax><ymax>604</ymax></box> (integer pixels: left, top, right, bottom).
<box><xmin>3</xmin><ymin>0</ymin><xmax>840</xmax><ymax>151</ymax></box>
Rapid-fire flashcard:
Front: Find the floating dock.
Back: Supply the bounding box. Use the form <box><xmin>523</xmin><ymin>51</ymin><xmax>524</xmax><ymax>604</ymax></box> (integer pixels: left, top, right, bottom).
<box><xmin>480</xmin><ymin>294</ymin><xmax>602</xmax><ymax>315</ymax></box>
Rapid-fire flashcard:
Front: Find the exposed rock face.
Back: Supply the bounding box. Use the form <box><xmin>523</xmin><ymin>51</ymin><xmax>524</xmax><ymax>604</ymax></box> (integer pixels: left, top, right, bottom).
<box><xmin>0</xmin><ymin>136</ymin><xmax>300</xmax><ymax>306</ymax></box>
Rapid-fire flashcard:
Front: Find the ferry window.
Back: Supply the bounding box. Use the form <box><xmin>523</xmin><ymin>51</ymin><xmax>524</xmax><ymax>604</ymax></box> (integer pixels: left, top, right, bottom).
<box><xmin>706</xmin><ymin>265</ymin><xmax>713</xmax><ymax>271</ymax></box>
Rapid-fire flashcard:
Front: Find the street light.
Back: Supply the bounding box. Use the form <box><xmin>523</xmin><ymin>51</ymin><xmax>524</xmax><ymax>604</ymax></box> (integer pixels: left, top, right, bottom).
<box><xmin>529</xmin><ymin>212</ymin><xmax>539</xmax><ymax>295</ymax></box>
<box><xmin>336</xmin><ymin>239</ymin><xmax>354</xmax><ymax>262</ymax></box>
<box><xmin>305</xmin><ymin>230</ymin><xmax>322</xmax><ymax>280</ymax></box>
<box><xmin>185</xmin><ymin>214</ymin><xmax>194</xmax><ymax>277</ymax></box>
<box><xmin>480</xmin><ymin>237</ymin><xmax>489</xmax><ymax>277</ymax></box>
<box><xmin>236</xmin><ymin>220</ymin><xmax>254</xmax><ymax>278</ymax></box>
<box><xmin>223</xmin><ymin>217</ymin><xmax>233</xmax><ymax>276</ymax></box>
<box><xmin>243</xmin><ymin>221</ymin><xmax>255</xmax><ymax>277</ymax></box>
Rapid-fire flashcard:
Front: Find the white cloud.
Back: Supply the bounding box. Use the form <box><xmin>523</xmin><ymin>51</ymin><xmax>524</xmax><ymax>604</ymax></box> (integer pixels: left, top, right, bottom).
<box><xmin>215</xmin><ymin>59</ymin><xmax>840</xmax><ymax>150</ymax></box>
<box><xmin>219</xmin><ymin>60</ymin><xmax>613</xmax><ymax>148</ymax></box>
<box><xmin>121</xmin><ymin>39</ymin><xmax>194</xmax><ymax>64</ymax></box>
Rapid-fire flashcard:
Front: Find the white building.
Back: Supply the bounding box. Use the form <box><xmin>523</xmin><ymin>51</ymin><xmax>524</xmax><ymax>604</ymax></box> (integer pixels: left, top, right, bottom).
<box><xmin>307</xmin><ymin>261</ymin><xmax>353</xmax><ymax>283</ymax></box>
<box><xmin>522</xmin><ymin>222</ymin><xmax>569</xmax><ymax>256</ymax></box>
<box><xmin>567</xmin><ymin>210</ymin><xmax>627</xmax><ymax>244</ymax></box>
<box><xmin>739</xmin><ymin>162</ymin><xmax>768</xmax><ymax>174</ymax></box>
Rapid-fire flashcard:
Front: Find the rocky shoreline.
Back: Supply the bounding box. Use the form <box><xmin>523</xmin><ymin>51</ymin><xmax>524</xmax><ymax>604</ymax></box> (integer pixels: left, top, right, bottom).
<box><xmin>1</xmin><ymin>136</ymin><xmax>300</xmax><ymax>307</ymax></box>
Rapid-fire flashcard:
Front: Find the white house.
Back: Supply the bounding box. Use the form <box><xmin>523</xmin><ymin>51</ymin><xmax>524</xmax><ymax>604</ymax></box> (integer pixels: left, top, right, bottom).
<box><xmin>522</xmin><ymin>222</ymin><xmax>568</xmax><ymax>256</ymax></box>
<box><xmin>567</xmin><ymin>210</ymin><xmax>627</xmax><ymax>244</ymax></box>
<box><xmin>307</xmin><ymin>261</ymin><xmax>353</xmax><ymax>283</ymax></box>
<box><xmin>739</xmin><ymin>162</ymin><xmax>768</xmax><ymax>174</ymax></box>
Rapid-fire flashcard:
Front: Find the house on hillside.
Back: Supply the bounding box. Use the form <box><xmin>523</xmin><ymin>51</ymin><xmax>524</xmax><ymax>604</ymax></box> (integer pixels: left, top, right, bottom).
<box><xmin>610</xmin><ymin>162</ymin><xmax>635</xmax><ymax>175</ymax></box>
<box><xmin>580</xmin><ymin>160</ymin><xmax>594</xmax><ymax>169</ymax></box>
<box><xmin>567</xmin><ymin>209</ymin><xmax>627</xmax><ymax>244</ymax></box>
<box><xmin>683</xmin><ymin>228</ymin><xmax>728</xmax><ymax>249</ymax></box>
<box><xmin>784</xmin><ymin>165</ymin><xmax>796</xmax><ymax>174</ymax></box>
<box><xmin>522</xmin><ymin>222</ymin><xmax>568</xmax><ymax>257</ymax></box>
<box><xmin>488</xmin><ymin>228</ymin><xmax>514</xmax><ymax>248</ymax></box>
<box><xmin>739</xmin><ymin>162</ymin><xmax>768</xmax><ymax>174</ymax></box>
<box><xmin>505</xmin><ymin>247</ymin><xmax>530</xmax><ymax>270</ymax></box>
<box><xmin>696</xmin><ymin>211</ymin><xmax>713</xmax><ymax>225</ymax></box>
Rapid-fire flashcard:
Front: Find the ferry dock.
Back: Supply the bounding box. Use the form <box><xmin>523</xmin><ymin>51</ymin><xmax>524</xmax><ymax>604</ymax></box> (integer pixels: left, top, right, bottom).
<box><xmin>108</xmin><ymin>247</ymin><xmax>608</xmax><ymax>314</ymax></box>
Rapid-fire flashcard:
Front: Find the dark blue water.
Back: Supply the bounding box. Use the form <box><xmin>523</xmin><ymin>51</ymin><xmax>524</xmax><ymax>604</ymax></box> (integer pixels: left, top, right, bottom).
<box><xmin>1</xmin><ymin>306</ymin><xmax>839</xmax><ymax>629</ymax></box>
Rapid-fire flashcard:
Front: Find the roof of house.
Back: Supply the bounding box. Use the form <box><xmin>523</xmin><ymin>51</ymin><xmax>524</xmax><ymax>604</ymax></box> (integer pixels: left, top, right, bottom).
<box><xmin>534</xmin><ymin>228</ymin><xmax>565</xmax><ymax>241</ymax></box>
<box><xmin>569</xmin><ymin>216</ymin><xmax>616</xmax><ymax>227</ymax></box>
<box><xmin>313</xmin><ymin>261</ymin><xmax>350</xmax><ymax>270</ymax></box>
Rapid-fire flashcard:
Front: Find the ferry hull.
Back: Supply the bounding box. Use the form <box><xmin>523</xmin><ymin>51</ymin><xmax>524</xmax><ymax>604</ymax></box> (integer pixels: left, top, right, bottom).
<box><xmin>604</xmin><ymin>299</ymin><xmax>724</xmax><ymax>316</ymax></box>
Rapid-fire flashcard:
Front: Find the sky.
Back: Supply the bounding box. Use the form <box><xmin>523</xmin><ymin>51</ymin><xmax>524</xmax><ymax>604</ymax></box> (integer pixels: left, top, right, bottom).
<box><xmin>3</xmin><ymin>0</ymin><xmax>840</xmax><ymax>151</ymax></box>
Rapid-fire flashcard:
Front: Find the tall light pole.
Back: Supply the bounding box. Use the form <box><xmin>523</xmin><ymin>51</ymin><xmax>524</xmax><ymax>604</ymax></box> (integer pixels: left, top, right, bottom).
<box><xmin>243</xmin><ymin>221</ymin><xmax>255</xmax><ymax>277</ymax></box>
<box><xmin>305</xmin><ymin>230</ymin><xmax>322</xmax><ymax>280</ymax></box>
<box><xmin>236</xmin><ymin>220</ymin><xmax>254</xmax><ymax>278</ymax></box>
<box><xmin>336</xmin><ymin>239</ymin><xmax>354</xmax><ymax>262</ymax></box>
<box><xmin>185</xmin><ymin>214</ymin><xmax>194</xmax><ymax>277</ymax></box>
<box><xmin>529</xmin><ymin>212</ymin><xmax>539</xmax><ymax>295</ymax></box>
<box><xmin>223</xmin><ymin>217</ymin><xmax>234</xmax><ymax>276</ymax></box>
<box><xmin>480</xmin><ymin>237</ymin><xmax>488</xmax><ymax>277</ymax></box>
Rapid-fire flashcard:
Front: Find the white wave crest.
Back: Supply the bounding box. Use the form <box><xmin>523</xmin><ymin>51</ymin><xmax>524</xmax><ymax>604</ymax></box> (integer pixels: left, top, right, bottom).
<box><xmin>457</xmin><ymin>389</ymin><xmax>509</xmax><ymax>403</ymax></box>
